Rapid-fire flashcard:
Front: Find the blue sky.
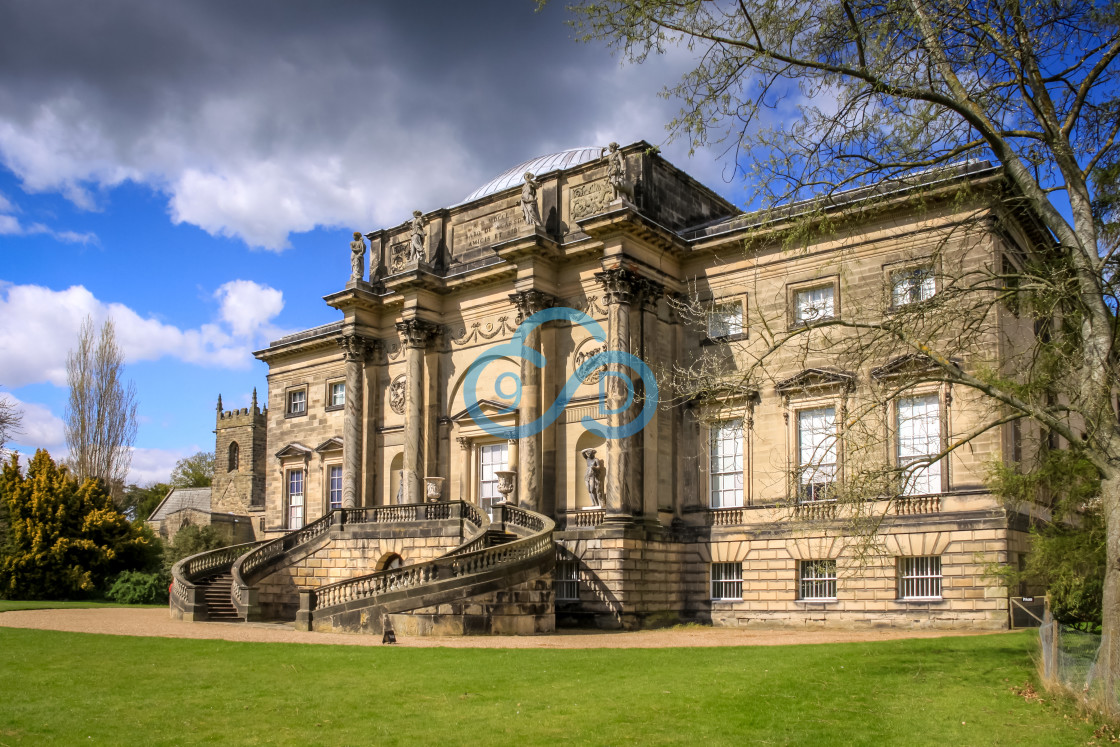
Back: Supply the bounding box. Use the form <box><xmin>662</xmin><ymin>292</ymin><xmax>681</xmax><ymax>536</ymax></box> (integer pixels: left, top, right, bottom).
<box><xmin>0</xmin><ymin>0</ymin><xmax>751</xmax><ymax>484</ymax></box>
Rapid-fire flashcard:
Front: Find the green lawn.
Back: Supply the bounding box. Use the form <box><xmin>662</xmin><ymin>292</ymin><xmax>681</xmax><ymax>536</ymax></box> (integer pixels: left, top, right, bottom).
<box><xmin>0</xmin><ymin>599</ymin><xmax>163</xmax><ymax>613</ymax></box>
<box><xmin>0</xmin><ymin>628</ymin><xmax>1103</xmax><ymax>745</ymax></box>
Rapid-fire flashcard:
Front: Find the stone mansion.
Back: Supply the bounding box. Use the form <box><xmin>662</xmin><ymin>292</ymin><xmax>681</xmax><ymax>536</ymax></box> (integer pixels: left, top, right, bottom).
<box><xmin>169</xmin><ymin>141</ymin><xmax>1040</xmax><ymax>634</ymax></box>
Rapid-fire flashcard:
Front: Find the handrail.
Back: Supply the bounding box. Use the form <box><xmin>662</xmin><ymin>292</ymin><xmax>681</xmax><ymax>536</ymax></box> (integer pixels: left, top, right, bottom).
<box><xmin>230</xmin><ymin>501</ymin><xmax>489</xmax><ymax>619</ymax></box>
<box><xmin>169</xmin><ymin>540</ymin><xmax>266</xmax><ymax>616</ymax></box>
<box><xmin>308</xmin><ymin>503</ymin><xmax>554</xmax><ymax>616</ymax></box>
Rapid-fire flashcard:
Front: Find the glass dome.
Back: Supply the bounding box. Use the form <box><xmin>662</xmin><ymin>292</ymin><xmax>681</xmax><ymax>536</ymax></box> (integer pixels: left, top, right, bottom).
<box><xmin>460</xmin><ymin>146</ymin><xmax>604</xmax><ymax>204</ymax></box>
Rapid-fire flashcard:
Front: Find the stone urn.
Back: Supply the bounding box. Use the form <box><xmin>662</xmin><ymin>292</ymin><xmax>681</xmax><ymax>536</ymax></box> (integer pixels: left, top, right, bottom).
<box><xmin>494</xmin><ymin>469</ymin><xmax>517</xmax><ymax>506</ymax></box>
<box><xmin>424</xmin><ymin>476</ymin><xmax>445</xmax><ymax>503</ymax></box>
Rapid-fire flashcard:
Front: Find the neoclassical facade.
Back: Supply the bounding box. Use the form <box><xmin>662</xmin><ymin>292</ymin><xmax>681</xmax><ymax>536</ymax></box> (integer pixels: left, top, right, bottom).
<box><xmin>184</xmin><ymin>142</ymin><xmax>1040</xmax><ymax>633</ymax></box>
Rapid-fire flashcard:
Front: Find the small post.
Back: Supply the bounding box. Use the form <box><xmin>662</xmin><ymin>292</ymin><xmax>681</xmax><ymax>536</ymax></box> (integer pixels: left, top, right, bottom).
<box><xmin>294</xmin><ymin>590</ymin><xmax>314</xmax><ymax>632</ymax></box>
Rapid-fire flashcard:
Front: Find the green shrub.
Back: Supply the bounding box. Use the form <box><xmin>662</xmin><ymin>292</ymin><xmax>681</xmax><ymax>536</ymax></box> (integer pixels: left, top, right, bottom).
<box><xmin>105</xmin><ymin>570</ymin><xmax>170</xmax><ymax>605</ymax></box>
<box><xmin>162</xmin><ymin>524</ymin><xmax>229</xmax><ymax>572</ymax></box>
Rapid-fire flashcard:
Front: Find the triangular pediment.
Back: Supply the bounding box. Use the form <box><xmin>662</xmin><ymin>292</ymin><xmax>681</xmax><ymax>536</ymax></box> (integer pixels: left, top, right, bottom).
<box><xmin>275</xmin><ymin>442</ymin><xmax>313</xmax><ymax>459</ymax></box>
<box><xmin>450</xmin><ymin>399</ymin><xmax>518</xmax><ymax>422</ymax></box>
<box><xmin>315</xmin><ymin>437</ymin><xmax>344</xmax><ymax>453</ymax></box>
<box><xmin>775</xmin><ymin>368</ymin><xmax>854</xmax><ymax>394</ymax></box>
<box><xmin>870</xmin><ymin>354</ymin><xmax>943</xmax><ymax>380</ymax></box>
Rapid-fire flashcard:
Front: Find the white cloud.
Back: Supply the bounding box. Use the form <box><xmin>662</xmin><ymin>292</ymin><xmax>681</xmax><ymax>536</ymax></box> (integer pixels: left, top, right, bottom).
<box><xmin>2</xmin><ymin>393</ymin><xmax>66</xmax><ymax>449</ymax></box>
<box><xmin>0</xmin><ymin>280</ymin><xmax>287</xmax><ymax>388</ymax></box>
<box><xmin>0</xmin><ymin>189</ymin><xmax>96</xmax><ymax>244</ymax></box>
<box><xmin>128</xmin><ymin>446</ymin><xmax>194</xmax><ymax>487</ymax></box>
<box><xmin>215</xmin><ymin>279</ymin><xmax>284</xmax><ymax>338</ymax></box>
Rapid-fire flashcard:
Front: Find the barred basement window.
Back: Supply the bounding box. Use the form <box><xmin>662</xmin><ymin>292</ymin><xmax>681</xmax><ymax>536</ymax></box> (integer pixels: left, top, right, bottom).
<box><xmin>710</xmin><ymin>562</ymin><xmax>743</xmax><ymax>600</ymax></box>
<box><xmin>555</xmin><ymin>560</ymin><xmax>579</xmax><ymax>601</ymax></box>
<box><xmin>799</xmin><ymin>559</ymin><xmax>837</xmax><ymax>600</ymax></box>
<box><xmin>899</xmin><ymin>556</ymin><xmax>942</xmax><ymax>599</ymax></box>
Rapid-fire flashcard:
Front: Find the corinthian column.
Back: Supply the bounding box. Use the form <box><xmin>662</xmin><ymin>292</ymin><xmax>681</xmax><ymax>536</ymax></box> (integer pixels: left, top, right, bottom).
<box><xmin>594</xmin><ymin>268</ymin><xmax>639</xmax><ymax>516</ymax></box>
<box><xmin>509</xmin><ymin>290</ymin><xmax>555</xmax><ymax>511</ymax></box>
<box><xmin>396</xmin><ymin>318</ymin><xmax>439</xmax><ymax>504</ymax></box>
<box><xmin>338</xmin><ymin>333</ymin><xmax>368</xmax><ymax>509</ymax></box>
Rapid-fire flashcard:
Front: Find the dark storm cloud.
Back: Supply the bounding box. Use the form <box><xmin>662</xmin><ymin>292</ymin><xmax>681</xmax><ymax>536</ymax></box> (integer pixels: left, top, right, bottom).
<box><xmin>0</xmin><ymin>0</ymin><xmax>729</xmax><ymax>248</ymax></box>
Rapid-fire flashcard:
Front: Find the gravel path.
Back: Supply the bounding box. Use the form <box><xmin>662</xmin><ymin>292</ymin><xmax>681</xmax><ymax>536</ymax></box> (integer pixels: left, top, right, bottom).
<box><xmin>0</xmin><ymin>607</ymin><xmax>1008</xmax><ymax>648</ymax></box>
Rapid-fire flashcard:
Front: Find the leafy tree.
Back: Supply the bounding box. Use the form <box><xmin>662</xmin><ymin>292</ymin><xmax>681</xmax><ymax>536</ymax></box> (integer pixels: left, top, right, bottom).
<box><xmin>559</xmin><ymin>0</ymin><xmax>1120</xmax><ymax>704</ymax></box>
<box><xmin>106</xmin><ymin>569</ymin><xmax>170</xmax><ymax>605</ymax></box>
<box><xmin>991</xmin><ymin>451</ymin><xmax>1105</xmax><ymax>630</ymax></box>
<box><xmin>121</xmin><ymin>482</ymin><xmax>171</xmax><ymax>522</ymax></box>
<box><xmin>64</xmin><ymin>316</ymin><xmax>138</xmax><ymax>501</ymax></box>
<box><xmin>169</xmin><ymin>452</ymin><xmax>214</xmax><ymax>489</ymax></box>
<box><xmin>0</xmin><ymin>389</ymin><xmax>21</xmax><ymax>456</ymax></box>
<box><xmin>0</xmin><ymin>450</ymin><xmax>160</xmax><ymax>600</ymax></box>
<box><xmin>163</xmin><ymin>524</ymin><xmax>227</xmax><ymax>572</ymax></box>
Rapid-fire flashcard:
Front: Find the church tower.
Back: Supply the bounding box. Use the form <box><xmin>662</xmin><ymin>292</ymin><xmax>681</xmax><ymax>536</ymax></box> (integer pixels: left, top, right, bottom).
<box><xmin>212</xmin><ymin>389</ymin><xmax>267</xmax><ymax>520</ymax></box>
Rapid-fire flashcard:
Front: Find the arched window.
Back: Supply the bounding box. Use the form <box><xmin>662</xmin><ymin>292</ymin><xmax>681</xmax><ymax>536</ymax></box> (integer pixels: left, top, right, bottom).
<box><xmin>228</xmin><ymin>441</ymin><xmax>240</xmax><ymax>472</ymax></box>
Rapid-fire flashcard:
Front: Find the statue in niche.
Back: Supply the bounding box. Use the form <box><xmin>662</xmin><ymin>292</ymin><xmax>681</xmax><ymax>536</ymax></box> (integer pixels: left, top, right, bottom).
<box><xmin>606</xmin><ymin>142</ymin><xmax>634</xmax><ymax>202</ymax></box>
<box><xmin>581</xmin><ymin>448</ymin><xmax>603</xmax><ymax>507</ymax></box>
<box><xmin>520</xmin><ymin>172</ymin><xmax>543</xmax><ymax>227</ymax></box>
<box><xmin>409</xmin><ymin>210</ymin><xmax>427</xmax><ymax>262</ymax></box>
<box><xmin>349</xmin><ymin>231</ymin><xmax>366</xmax><ymax>282</ymax></box>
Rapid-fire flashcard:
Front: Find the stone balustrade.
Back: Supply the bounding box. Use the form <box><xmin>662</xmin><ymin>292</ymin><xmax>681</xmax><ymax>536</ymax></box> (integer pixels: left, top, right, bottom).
<box><xmin>894</xmin><ymin>494</ymin><xmax>941</xmax><ymax>514</ymax></box>
<box><xmin>301</xmin><ymin>503</ymin><xmax>555</xmax><ymax>629</ymax></box>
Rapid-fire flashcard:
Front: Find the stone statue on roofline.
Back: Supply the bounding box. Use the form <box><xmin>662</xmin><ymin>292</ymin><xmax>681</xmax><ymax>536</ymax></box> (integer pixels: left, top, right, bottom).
<box><xmin>521</xmin><ymin>172</ymin><xmax>543</xmax><ymax>227</ymax></box>
<box><xmin>606</xmin><ymin>142</ymin><xmax>634</xmax><ymax>202</ymax></box>
<box><xmin>350</xmin><ymin>231</ymin><xmax>366</xmax><ymax>282</ymax></box>
<box><xmin>582</xmin><ymin>448</ymin><xmax>603</xmax><ymax>507</ymax></box>
<box><xmin>409</xmin><ymin>210</ymin><xmax>427</xmax><ymax>263</ymax></box>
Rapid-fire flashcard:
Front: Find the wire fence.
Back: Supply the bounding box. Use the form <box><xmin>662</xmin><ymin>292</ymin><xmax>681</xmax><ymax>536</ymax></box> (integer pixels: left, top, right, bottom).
<box><xmin>1038</xmin><ymin>606</ymin><xmax>1113</xmax><ymax>711</ymax></box>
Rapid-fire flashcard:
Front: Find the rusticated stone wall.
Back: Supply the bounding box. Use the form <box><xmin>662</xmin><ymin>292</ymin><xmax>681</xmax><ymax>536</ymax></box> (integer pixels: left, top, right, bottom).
<box><xmin>255</xmin><ymin>521</ymin><xmax>464</xmax><ymax>620</ymax></box>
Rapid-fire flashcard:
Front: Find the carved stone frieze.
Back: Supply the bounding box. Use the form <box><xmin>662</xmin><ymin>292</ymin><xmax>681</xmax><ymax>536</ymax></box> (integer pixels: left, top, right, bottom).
<box><xmin>389</xmin><ymin>374</ymin><xmax>407</xmax><ymax>415</ymax></box>
<box><xmin>570</xmin><ymin>179</ymin><xmax>612</xmax><ymax>221</ymax></box>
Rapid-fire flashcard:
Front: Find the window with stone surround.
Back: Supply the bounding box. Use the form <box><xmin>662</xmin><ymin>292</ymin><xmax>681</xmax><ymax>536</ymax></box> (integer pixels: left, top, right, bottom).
<box><xmin>898</xmin><ymin>556</ymin><xmax>942</xmax><ymax>599</ymax></box>
<box><xmin>711</xmin><ymin>562</ymin><xmax>743</xmax><ymax>600</ymax></box>
<box><xmin>328</xmin><ymin>464</ymin><xmax>343</xmax><ymax>511</ymax></box>
<box><xmin>227</xmin><ymin>441</ymin><xmax>239</xmax><ymax>472</ymax></box>
<box><xmin>793</xmin><ymin>284</ymin><xmax>835</xmax><ymax>325</ymax></box>
<box><xmin>478</xmin><ymin>442</ymin><xmax>509</xmax><ymax>518</ymax></box>
<box><xmin>799</xmin><ymin>559</ymin><xmax>837</xmax><ymax>600</ymax></box>
<box><xmin>797</xmin><ymin>406</ymin><xmax>837</xmax><ymax>502</ymax></box>
<box><xmin>555</xmin><ymin>560</ymin><xmax>579</xmax><ymax>601</ymax></box>
<box><xmin>897</xmin><ymin>393</ymin><xmax>942</xmax><ymax>495</ymax></box>
<box><xmin>709</xmin><ymin>420</ymin><xmax>744</xmax><ymax>508</ymax></box>
<box><xmin>327</xmin><ymin>381</ymin><xmax>345</xmax><ymax>410</ymax></box>
<box><xmin>287</xmin><ymin>469</ymin><xmax>304</xmax><ymax>529</ymax></box>
<box><xmin>707</xmin><ymin>299</ymin><xmax>744</xmax><ymax>339</ymax></box>
<box><xmin>286</xmin><ymin>387</ymin><xmax>307</xmax><ymax>417</ymax></box>
<box><xmin>891</xmin><ymin>266</ymin><xmax>936</xmax><ymax>307</ymax></box>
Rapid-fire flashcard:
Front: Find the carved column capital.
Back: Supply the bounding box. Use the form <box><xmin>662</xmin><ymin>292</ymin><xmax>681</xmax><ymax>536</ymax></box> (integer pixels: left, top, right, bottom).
<box><xmin>456</xmin><ymin>436</ymin><xmax>471</xmax><ymax>451</ymax></box>
<box><xmin>338</xmin><ymin>333</ymin><xmax>371</xmax><ymax>362</ymax></box>
<box><xmin>594</xmin><ymin>268</ymin><xmax>642</xmax><ymax>306</ymax></box>
<box><xmin>395</xmin><ymin>318</ymin><xmax>440</xmax><ymax>349</ymax></box>
<box><xmin>632</xmin><ymin>277</ymin><xmax>663</xmax><ymax>312</ymax></box>
<box><xmin>508</xmin><ymin>290</ymin><xmax>557</xmax><ymax>324</ymax></box>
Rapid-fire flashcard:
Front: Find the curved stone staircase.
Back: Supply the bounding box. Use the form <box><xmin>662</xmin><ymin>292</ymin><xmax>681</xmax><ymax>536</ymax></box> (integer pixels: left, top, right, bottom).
<box><xmin>170</xmin><ymin>501</ymin><xmax>556</xmax><ymax>635</ymax></box>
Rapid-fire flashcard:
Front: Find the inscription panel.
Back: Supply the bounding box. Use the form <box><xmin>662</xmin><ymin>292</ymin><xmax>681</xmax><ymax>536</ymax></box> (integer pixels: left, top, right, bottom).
<box><xmin>453</xmin><ymin>208</ymin><xmax>520</xmax><ymax>251</ymax></box>
<box><xmin>570</xmin><ymin>180</ymin><xmax>612</xmax><ymax>221</ymax></box>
